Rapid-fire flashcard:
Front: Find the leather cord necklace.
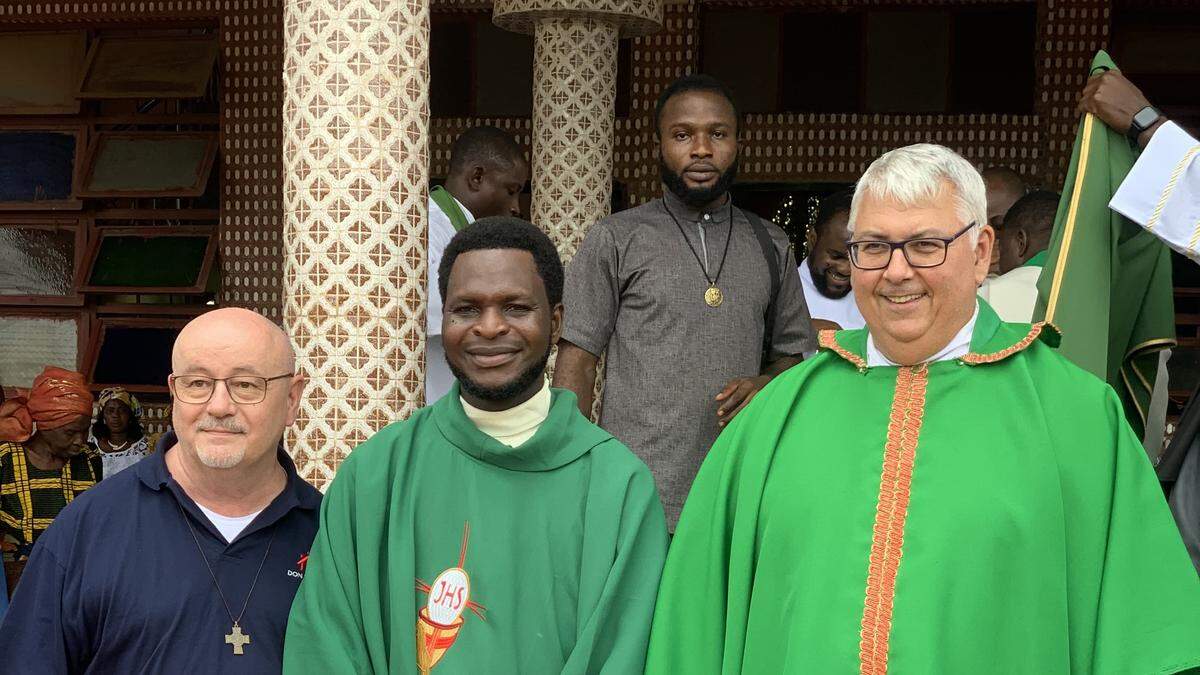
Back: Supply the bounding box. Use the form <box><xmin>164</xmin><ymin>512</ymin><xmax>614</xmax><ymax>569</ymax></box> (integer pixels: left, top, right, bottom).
<box><xmin>175</xmin><ymin>497</ymin><xmax>278</xmax><ymax>655</ymax></box>
<box><xmin>662</xmin><ymin>199</ymin><xmax>734</xmax><ymax>307</ymax></box>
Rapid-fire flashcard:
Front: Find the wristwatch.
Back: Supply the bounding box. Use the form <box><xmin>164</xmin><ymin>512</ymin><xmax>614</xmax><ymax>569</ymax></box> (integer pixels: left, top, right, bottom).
<box><xmin>1127</xmin><ymin>105</ymin><xmax>1163</xmax><ymax>144</ymax></box>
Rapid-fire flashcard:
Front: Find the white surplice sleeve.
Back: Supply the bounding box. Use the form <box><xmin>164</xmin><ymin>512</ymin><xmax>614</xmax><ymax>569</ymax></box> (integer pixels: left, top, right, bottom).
<box><xmin>1110</xmin><ymin>121</ymin><xmax>1200</xmax><ymax>261</ymax></box>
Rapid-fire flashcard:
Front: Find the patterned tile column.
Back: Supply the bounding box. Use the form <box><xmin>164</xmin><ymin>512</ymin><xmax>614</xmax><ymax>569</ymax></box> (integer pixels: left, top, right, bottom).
<box><xmin>493</xmin><ymin>0</ymin><xmax>663</xmax><ymax>422</ymax></box>
<box><xmin>494</xmin><ymin>0</ymin><xmax>663</xmax><ymax>262</ymax></box>
<box><xmin>283</xmin><ymin>0</ymin><xmax>430</xmax><ymax>490</ymax></box>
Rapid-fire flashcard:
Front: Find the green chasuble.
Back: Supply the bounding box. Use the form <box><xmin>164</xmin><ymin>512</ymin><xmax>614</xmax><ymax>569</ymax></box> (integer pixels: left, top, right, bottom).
<box><xmin>646</xmin><ymin>301</ymin><xmax>1200</xmax><ymax>675</ymax></box>
<box><xmin>283</xmin><ymin>385</ymin><xmax>668</xmax><ymax>674</ymax></box>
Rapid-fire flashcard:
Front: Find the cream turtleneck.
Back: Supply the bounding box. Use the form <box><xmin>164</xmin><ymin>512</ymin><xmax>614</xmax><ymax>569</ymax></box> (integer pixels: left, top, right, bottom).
<box><xmin>460</xmin><ymin>378</ymin><xmax>551</xmax><ymax>447</ymax></box>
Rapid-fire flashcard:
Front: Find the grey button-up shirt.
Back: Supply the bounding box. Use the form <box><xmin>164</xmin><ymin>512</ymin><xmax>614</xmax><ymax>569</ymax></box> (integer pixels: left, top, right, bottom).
<box><xmin>562</xmin><ymin>188</ymin><xmax>816</xmax><ymax>528</ymax></box>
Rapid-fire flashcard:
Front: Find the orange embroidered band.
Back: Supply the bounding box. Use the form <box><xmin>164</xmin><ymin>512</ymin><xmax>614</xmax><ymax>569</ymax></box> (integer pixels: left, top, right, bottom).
<box><xmin>859</xmin><ymin>364</ymin><xmax>929</xmax><ymax>675</ymax></box>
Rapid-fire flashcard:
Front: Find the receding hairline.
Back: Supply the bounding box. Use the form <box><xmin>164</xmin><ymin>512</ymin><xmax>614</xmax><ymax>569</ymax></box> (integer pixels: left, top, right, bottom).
<box><xmin>172</xmin><ymin>308</ymin><xmax>296</xmax><ymax>374</ymax></box>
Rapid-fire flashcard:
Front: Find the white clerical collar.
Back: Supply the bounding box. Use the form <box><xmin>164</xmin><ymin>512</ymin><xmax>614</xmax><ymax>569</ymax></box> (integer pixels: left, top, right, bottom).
<box><xmin>460</xmin><ymin>378</ymin><xmax>551</xmax><ymax>447</ymax></box>
<box><xmin>866</xmin><ymin>303</ymin><xmax>979</xmax><ymax>367</ymax></box>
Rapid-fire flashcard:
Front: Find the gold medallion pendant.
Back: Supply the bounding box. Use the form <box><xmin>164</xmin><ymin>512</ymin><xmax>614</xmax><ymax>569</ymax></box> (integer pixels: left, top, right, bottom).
<box><xmin>705</xmin><ymin>285</ymin><xmax>724</xmax><ymax>308</ymax></box>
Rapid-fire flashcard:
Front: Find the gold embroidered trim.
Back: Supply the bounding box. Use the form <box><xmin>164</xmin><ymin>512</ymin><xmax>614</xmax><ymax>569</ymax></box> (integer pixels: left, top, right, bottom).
<box><xmin>1187</xmin><ymin>215</ymin><xmax>1200</xmax><ymax>253</ymax></box>
<box><xmin>819</xmin><ymin>329</ymin><xmax>868</xmax><ymax>372</ymax></box>
<box><xmin>1148</xmin><ymin>144</ymin><xmax>1200</xmax><ymax>232</ymax></box>
<box><xmin>1045</xmin><ymin>114</ymin><xmax>1096</xmax><ymax>322</ymax></box>
<box><xmin>858</xmin><ymin>365</ymin><xmax>929</xmax><ymax>675</ymax></box>
<box><xmin>960</xmin><ymin>322</ymin><xmax>1057</xmax><ymax>365</ymax></box>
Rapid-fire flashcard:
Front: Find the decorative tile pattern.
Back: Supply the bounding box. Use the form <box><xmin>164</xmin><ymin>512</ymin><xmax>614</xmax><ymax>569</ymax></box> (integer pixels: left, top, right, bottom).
<box><xmin>423</xmin><ymin>0</ymin><xmax>1107</xmax><ymax>207</ymax></box>
<box><xmin>1038</xmin><ymin>0</ymin><xmax>1109</xmax><ymax>187</ymax></box>
<box><xmin>221</xmin><ymin>0</ymin><xmax>287</xmax><ymax>322</ymax></box>
<box><xmin>0</xmin><ymin>1</ymin><xmax>285</xmax><ymax>321</ymax></box>
<box><xmin>620</xmin><ymin>0</ymin><xmax>695</xmax><ymax>206</ymax></box>
<box><xmin>493</xmin><ymin>0</ymin><xmax>662</xmax><ymax>37</ymax></box>
<box><xmin>282</xmin><ymin>0</ymin><xmax>431</xmax><ymax>490</ymax></box>
<box><xmin>528</xmin><ymin>17</ymin><xmax>620</xmax><ymax>261</ymax></box>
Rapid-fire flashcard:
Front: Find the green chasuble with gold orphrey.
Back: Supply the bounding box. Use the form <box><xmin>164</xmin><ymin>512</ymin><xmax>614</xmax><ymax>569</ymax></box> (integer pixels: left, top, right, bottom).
<box><xmin>283</xmin><ymin>385</ymin><xmax>668</xmax><ymax>674</ymax></box>
<box><xmin>646</xmin><ymin>301</ymin><xmax>1200</xmax><ymax>675</ymax></box>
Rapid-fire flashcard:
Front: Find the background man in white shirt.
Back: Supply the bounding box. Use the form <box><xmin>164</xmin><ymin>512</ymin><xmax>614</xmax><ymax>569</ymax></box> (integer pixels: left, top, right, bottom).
<box><xmin>978</xmin><ymin>190</ymin><xmax>1059</xmax><ymax>322</ymax></box>
<box><xmin>427</xmin><ymin>127</ymin><xmax>529</xmax><ymax>404</ymax></box>
<box><xmin>799</xmin><ymin>188</ymin><xmax>864</xmax><ymax>331</ymax></box>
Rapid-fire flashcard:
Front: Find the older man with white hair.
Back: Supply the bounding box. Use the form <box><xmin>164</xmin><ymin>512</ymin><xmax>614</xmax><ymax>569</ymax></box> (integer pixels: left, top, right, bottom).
<box><xmin>645</xmin><ymin>144</ymin><xmax>1200</xmax><ymax>674</ymax></box>
<box><xmin>0</xmin><ymin>308</ymin><xmax>321</xmax><ymax>674</ymax></box>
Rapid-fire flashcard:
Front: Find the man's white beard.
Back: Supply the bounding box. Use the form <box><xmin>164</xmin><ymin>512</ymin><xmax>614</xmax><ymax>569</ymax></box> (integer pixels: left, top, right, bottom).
<box><xmin>196</xmin><ymin>444</ymin><xmax>245</xmax><ymax>469</ymax></box>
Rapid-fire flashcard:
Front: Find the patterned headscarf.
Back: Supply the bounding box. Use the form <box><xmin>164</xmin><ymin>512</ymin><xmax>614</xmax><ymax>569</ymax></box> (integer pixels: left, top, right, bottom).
<box><xmin>0</xmin><ymin>367</ymin><xmax>94</xmax><ymax>442</ymax></box>
<box><xmin>98</xmin><ymin>387</ymin><xmax>142</xmax><ymax>420</ymax></box>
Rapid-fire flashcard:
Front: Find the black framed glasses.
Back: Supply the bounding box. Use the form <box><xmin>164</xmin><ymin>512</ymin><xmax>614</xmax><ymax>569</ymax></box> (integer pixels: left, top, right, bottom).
<box><xmin>847</xmin><ymin>223</ymin><xmax>977</xmax><ymax>271</ymax></box>
<box><xmin>169</xmin><ymin>373</ymin><xmax>294</xmax><ymax>405</ymax></box>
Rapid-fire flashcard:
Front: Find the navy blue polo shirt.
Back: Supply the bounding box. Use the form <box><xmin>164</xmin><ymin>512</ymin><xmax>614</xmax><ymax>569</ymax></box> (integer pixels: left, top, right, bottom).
<box><xmin>0</xmin><ymin>432</ymin><xmax>321</xmax><ymax>674</ymax></box>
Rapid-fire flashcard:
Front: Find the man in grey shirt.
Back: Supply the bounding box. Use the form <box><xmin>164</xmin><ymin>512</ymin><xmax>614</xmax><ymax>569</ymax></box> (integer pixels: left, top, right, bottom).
<box><xmin>554</xmin><ymin>75</ymin><xmax>816</xmax><ymax>529</ymax></box>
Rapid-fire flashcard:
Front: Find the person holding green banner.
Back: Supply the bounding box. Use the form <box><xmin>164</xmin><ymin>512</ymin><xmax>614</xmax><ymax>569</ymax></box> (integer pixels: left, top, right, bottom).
<box><xmin>1036</xmin><ymin>52</ymin><xmax>1180</xmax><ymax>444</ymax></box>
<box><xmin>645</xmin><ymin>142</ymin><xmax>1200</xmax><ymax>675</ymax></box>
<box><xmin>1079</xmin><ymin>69</ymin><xmax>1200</xmax><ymax>262</ymax></box>
<box><xmin>426</xmin><ymin>127</ymin><xmax>529</xmax><ymax>406</ymax></box>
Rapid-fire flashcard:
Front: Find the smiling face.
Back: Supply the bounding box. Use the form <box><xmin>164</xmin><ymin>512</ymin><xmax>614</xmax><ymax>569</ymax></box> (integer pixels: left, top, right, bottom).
<box><xmin>170</xmin><ymin>308</ymin><xmax>305</xmax><ymax>470</ymax></box>
<box><xmin>657</xmin><ymin>89</ymin><xmax>740</xmax><ymax>207</ymax></box>
<box><xmin>809</xmin><ymin>210</ymin><xmax>853</xmax><ymax>299</ymax></box>
<box><xmin>442</xmin><ymin>248</ymin><xmax>562</xmax><ymax>411</ymax></box>
<box><xmin>852</xmin><ymin>184</ymin><xmax>993</xmax><ymax>365</ymax></box>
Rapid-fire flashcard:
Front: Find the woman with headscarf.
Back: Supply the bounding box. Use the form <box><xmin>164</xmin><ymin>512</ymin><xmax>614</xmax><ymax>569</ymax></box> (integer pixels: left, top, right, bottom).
<box><xmin>0</xmin><ymin>367</ymin><xmax>100</xmax><ymax>558</ymax></box>
<box><xmin>89</xmin><ymin>387</ymin><xmax>150</xmax><ymax>478</ymax></box>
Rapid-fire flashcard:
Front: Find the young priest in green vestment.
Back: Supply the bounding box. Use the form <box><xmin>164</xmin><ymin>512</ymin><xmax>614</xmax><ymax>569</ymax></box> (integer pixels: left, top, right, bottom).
<box><xmin>284</xmin><ymin>218</ymin><xmax>668</xmax><ymax>674</ymax></box>
<box><xmin>646</xmin><ymin>144</ymin><xmax>1200</xmax><ymax>674</ymax></box>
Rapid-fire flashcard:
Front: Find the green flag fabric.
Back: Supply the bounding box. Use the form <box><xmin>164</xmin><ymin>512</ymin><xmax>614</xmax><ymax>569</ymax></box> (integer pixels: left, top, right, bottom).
<box><xmin>1035</xmin><ymin>51</ymin><xmax>1176</xmax><ymax>438</ymax></box>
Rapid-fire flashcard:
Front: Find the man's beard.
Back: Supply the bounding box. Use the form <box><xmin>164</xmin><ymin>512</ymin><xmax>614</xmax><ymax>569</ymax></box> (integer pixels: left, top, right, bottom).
<box><xmin>448</xmin><ymin>346</ymin><xmax>550</xmax><ymax>404</ymax></box>
<box><xmin>193</xmin><ymin>417</ymin><xmax>248</xmax><ymax>468</ymax></box>
<box><xmin>809</xmin><ymin>264</ymin><xmax>851</xmax><ymax>300</ymax></box>
<box><xmin>659</xmin><ymin>153</ymin><xmax>739</xmax><ymax>208</ymax></box>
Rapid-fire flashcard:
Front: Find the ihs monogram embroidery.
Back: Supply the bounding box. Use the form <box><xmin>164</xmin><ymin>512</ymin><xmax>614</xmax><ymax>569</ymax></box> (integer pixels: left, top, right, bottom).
<box><xmin>414</xmin><ymin>522</ymin><xmax>487</xmax><ymax>674</ymax></box>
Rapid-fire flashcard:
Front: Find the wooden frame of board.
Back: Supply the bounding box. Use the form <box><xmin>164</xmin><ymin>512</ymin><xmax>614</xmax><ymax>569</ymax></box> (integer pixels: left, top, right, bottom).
<box><xmin>0</xmin><ymin>307</ymin><xmax>89</xmax><ymax>379</ymax></box>
<box><xmin>0</xmin><ymin>30</ymin><xmax>87</xmax><ymax>115</ymax></box>
<box><xmin>76</xmin><ymin>131</ymin><xmax>218</xmax><ymax>198</ymax></box>
<box><xmin>83</xmin><ymin>315</ymin><xmax>187</xmax><ymax>394</ymax></box>
<box><xmin>79</xmin><ymin>225</ymin><xmax>218</xmax><ymax>294</ymax></box>
<box><xmin>0</xmin><ymin>125</ymin><xmax>84</xmax><ymax>211</ymax></box>
<box><xmin>0</xmin><ymin>216</ymin><xmax>86</xmax><ymax>307</ymax></box>
<box><xmin>76</xmin><ymin>34</ymin><xmax>219</xmax><ymax>100</ymax></box>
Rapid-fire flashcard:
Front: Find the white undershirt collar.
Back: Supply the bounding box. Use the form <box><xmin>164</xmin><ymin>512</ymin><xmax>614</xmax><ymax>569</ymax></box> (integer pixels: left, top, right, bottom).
<box><xmin>866</xmin><ymin>303</ymin><xmax>979</xmax><ymax>367</ymax></box>
<box><xmin>195</xmin><ymin>503</ymin><xmax>263</xmax><ymax>544</ymax></box>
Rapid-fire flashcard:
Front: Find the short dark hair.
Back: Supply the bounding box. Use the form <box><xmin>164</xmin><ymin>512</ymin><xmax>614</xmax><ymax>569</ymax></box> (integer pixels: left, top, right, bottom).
<box><xmin>654</xmin><ymin>74</ymin><xmax>740</xmax><ymax>138</ymax></box>
<box><xmin>1000</xmin><ymin>190</ymin><xmax>1060</xmax><ymax>236</ymax></box>
<box><xmin>813</xmin><ymin>188</ymin><xmax>855</xmax><ymax>238</ymax></box>
<box><xmin>438</xmin><ymin>216</ymin><xmax>564</xmax><ymax>306</ymax></box>
<box><xmin>448</xmin><ymin>126</ymin><xmax>526</xmax><ymax>176</ymax></box>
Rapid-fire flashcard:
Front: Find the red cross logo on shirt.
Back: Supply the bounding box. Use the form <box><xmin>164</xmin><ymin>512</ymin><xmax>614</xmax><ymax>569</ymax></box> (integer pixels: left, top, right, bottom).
<box><xmin>297</xmin><ymin>553</ymin><xmax>309</xmax><ymax>573</ymax></box>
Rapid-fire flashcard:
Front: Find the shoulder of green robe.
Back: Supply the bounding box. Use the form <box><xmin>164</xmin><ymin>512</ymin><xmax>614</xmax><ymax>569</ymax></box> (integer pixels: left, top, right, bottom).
<box><xmin>551</xmin><ymin>388</ymin><xmax>653</xmax><ymax>474</ymax></box>
<box><xmin>336</xmin><ymin>404</ymin><xmax>440</xmax><ymax>473</ymax></box>
<box><xmin>814</xmin><ymin>300</ymin><xmax>1067</xmax><ymax>372</ymax></box>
